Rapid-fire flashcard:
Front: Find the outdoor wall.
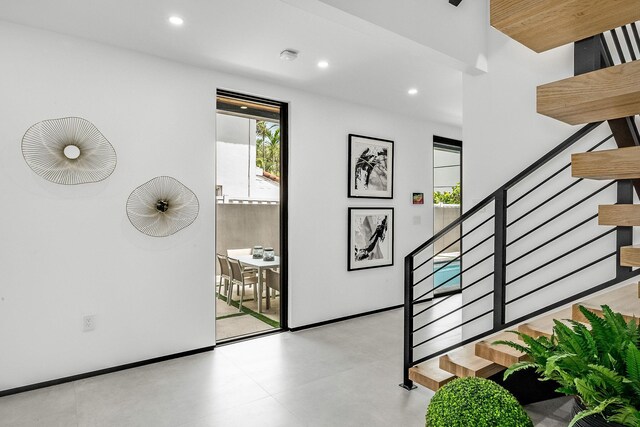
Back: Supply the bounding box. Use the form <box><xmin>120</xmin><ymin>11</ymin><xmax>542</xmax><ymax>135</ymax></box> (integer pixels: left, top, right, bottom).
<box><xmin>0</xmin><ymin>21</ymin><xmax>461</xmax><ymax>391</ymax></box>
<box><xmin>433</xmin><ymin>204</ymin><xmax>461</xmax><ymax>254</ymax></box>
<box><xmin>216</xmin><ymin>114</ymin><xmax>257</xmax><ymax>200</ymax></box>
<box><xmin>216</xmin><ymin>204</ymin><xmax>280</xmax><ymax>256</ymax></box>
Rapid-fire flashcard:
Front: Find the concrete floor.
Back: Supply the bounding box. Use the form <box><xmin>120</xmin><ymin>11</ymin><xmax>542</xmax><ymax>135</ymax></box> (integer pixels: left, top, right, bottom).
<box><xmin>0</xmin><ymin>307</ymin><xmax>571</xmax><ymax>426</ymax></box>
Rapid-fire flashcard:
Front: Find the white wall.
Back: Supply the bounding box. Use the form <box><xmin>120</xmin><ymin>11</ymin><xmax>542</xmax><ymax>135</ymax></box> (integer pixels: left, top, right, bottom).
<box><xmin>0</xmin><ymin>21</ymin><xmax>461</xmax><ymax>391</ymax></box>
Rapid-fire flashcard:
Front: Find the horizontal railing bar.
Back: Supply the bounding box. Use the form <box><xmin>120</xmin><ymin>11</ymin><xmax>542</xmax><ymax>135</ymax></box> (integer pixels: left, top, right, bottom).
<box><xmin>507</xmin><ymin>181</ymin><xmax>615</xmax><ymax>247</ymax></box>
<box><xmin>506</xmin><ymin>270</ymin><xmax>640</xmax><ymax>328</ymax></box>
<box><xmin>413</xmin><ymin>290</ymin><xmax>493</xmax><ymax>334</ymax></box>
<box><xmin>413</xmin><ymin>269</ymin><xmax>495</xmax><ymax>318</ymax></box>
<box><xmin>505</xmin><ymin>228</ymin><xmax>615</xmax><ymax>287</ymax></box>
<box><xmin>507</xmin><ymin>179</ymin><xmax>583</xmax><ymax>228</ymax></box>
<box><xmin>507</xmin><ymin>135</ymin><xmax>613</xmax><ymax>209</ymax></box>
<box><xmin>412</xmin><ymin>309</ymin><xmax>493</xmax><ymax>349</ymax></box>
<box><xmin>632</xmin><ymin>23</ymin><xmax>640</xmax><ymax>53</ymax></box>
<box><xmin>413</xmin><ymin>233</ymin><xmax>494</xmax><ymax>287</ymax></box>
<box><xmin>622</xmin><ymin>26</ymin><xmax>637</xmax><ymax>61</ymax></box>
<box><xmin>407</xmin><ymin>196</ymin><xmax>496</xmax><ymax>259</ymax></box>
<box><xmin>611</xmin><ymin>29</ymin><xmax>626</xmax><ymax>63</ymax></box>
<box><xmin>502</xmin><ymin>123</ymin><xmax>602</xmax><ymax>190</ymax></box>
<box><xmin>413</xmin><ymin>215</ymin><xmax>495</xmax><ymax>271</ymax></box>
<box><xmin>406</xmin><ymin>124</ymin><xmax>601</xmax><ymax>261</ymax></box>
<box><xmin>413</xmin><ymin>271</ymin><xmax>494</xmax><ymax>319</ymax></box>
<box><xmin>506</xmin><ymin>213</ymin><xmax>598</xmax><ymax>267</ymax></box>
<box><xmin>505</xmin><ymin>251</ymin><xmax>616</xmax><ymax>305</ymax></box>
<box><xmin>413</xmin><ymin>251</ymin><xmax>494</xmax><ymax>302</ymax></box>
<box><xmin>601</xmin><ymin>33</ymin><xmax>615</xmax><ymax>66</ymax></box>
<box><xmin>411</xmin><ymin>270</ymin><xmax>640</xmax><ymax>368</ymax></box>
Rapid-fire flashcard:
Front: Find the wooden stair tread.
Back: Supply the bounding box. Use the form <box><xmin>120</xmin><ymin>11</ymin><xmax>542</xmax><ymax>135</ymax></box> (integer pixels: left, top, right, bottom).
<box><xmin>408</xmin><ymin>358</ymin><xmax>455</xmax><ymax>391</ymax></box>
<box><xmin>572</xmin><ymin>146</ymin><xmax>640</xmax><ymax>180</ymax></box>
<box><xmin>439</xmin><ymin>346</ymin><xmax>504</xmax><ymax>378</ymax></box>
<box><xmin>518</xmin><ymin>308</ymin><xmax>572</xmax><ymax>339</ymax></box>
<box><xmin>621</xmin><ymin>246</ymin><xmax>640</xmax><ymax>267</ymax></box>
<box><xmin>538</xmin><ymin>60</ymin><xmax>640</xmax><ymax>125</ymax></box>
<box><xmin>574</xmin><ymin>283</ymin><xmax>640</xmax><ymax>323</ymax></box>
<box><xmin>491</xmin><ymin>0</ymin><xmax>640</xmax><ymax>53</ymax></box>
<box><xmin>475</xmin><ymin>332</ymin><xmax>528</xmax><ymax>367</ymax></box>
<box><xmin>599</xmin><ymin>204</ymin><xmax>640</xmax><ymax>226</ymax></box>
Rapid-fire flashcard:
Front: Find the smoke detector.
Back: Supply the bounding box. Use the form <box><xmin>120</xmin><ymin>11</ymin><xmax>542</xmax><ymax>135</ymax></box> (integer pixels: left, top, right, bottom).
<box><xmin>280</xmin><ymin>49</ymin><xmax>299</xmax><ymax>61</ymax></box>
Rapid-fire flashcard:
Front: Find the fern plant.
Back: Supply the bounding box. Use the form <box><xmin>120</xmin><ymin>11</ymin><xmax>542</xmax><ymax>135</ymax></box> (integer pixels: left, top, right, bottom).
<box><xmin>496</xmin><ymin>305</ymin><xmax>640</xmax><ymax>427</ymax></box>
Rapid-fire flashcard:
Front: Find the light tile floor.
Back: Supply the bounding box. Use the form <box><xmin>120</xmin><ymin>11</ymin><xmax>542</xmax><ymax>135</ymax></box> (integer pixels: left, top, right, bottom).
<box><xmin>0</xmin><ymin>308</ymin><xmax>569</xmax><ymax>427</ymax></box>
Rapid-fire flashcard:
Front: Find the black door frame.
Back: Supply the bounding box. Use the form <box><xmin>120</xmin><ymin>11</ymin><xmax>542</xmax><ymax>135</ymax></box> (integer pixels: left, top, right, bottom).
<box><xmin>216</xmin><ymin>89</ymin><xmax>289</xmax><ymax>331</ymax></box>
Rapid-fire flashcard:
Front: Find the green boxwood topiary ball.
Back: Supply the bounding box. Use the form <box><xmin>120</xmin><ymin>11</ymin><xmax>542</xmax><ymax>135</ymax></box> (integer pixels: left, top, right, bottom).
<box><xmin>426</xmin><ymin>377</ymin><xmax>533</xmax><ymax>427</ymax></box>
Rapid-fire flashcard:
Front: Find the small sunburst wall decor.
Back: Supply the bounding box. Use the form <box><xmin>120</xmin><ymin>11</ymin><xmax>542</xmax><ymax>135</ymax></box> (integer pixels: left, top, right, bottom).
<box><xmin>21</xmin><ymin>117</ymin><xmax>117</xmax><ymax>185</ymax></box>
<box><xmin>126</xmin><ymin>176</ymin><xmax>200</xmax><ymax>237</ymax></box>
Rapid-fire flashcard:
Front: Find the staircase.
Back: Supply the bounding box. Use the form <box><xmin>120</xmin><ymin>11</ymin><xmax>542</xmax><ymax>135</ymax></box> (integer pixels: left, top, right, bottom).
<box><xmin>402</xmin><ymin>1</ymin><xmax>640</xmax><ymax>392</ymax></box>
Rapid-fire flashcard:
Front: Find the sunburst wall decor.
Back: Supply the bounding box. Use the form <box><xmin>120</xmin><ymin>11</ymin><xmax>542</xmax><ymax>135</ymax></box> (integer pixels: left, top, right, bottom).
<box><xmin>22</xmin><ymin>117</ymin><xmax>117</xmax><ymax>185</ymax></box>
<box><xmin>126</xmin><ymin>176</ymin><xmax>200</xmax><ymax>237</ymax></box>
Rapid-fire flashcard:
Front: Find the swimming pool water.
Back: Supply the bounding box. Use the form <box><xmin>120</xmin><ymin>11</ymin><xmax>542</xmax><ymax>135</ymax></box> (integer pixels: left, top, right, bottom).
<box><xmin>434</xmin><ymin>260</ymin><xmax>460</xmax><ymax>290</ymax></box>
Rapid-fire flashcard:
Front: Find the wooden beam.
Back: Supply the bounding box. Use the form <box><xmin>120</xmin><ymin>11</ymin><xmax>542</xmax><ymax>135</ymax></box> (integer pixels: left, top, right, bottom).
<box><xmin>491</xmin><ymin>0</ymin><xmax>640</xmax><ymax>53</ymax></box>
<box><xmin>572</xmin><ymin>146</ymin><xmax>640</xmax><ymax>180</ymax></box>
<box><xmin>537</xmin><ymin>61</ymin><xmax>640</xmax><ymax>125</ymax></box>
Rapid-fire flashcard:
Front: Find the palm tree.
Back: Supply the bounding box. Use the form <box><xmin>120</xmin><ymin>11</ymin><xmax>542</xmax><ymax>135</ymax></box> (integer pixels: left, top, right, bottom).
<box><xmin>256</xmin><ymin>121</ymin><xmax>280</xmax><ymax>177</ymax></box>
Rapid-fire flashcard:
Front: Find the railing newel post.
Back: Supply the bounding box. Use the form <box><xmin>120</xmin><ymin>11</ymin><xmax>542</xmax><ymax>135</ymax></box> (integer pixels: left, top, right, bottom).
<box><xmin>493</xmin><ymin>190</ymin><xmax>507</xmax><ymax>329</ymax></box>
<box><xmin>400</xmin><ymin>255</ymin><xmax>416</xmax><ymax>390</ymax></box>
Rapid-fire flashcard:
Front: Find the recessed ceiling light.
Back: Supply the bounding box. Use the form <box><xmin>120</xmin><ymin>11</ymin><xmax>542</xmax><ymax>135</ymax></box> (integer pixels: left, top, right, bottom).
<box><xmin>240</xmin><ymin>106</ymin><xmax>248</xmax><ymax>110</ymax></box>
<box><xmin>169</xmin><ymin>16</ymin><xmax>184</xmax><ymax>26</ymax></box>
<box><xmin>317</xmin><ymin>60</ymin><xmax>329</xmax><ymax>69</ymax></box>
<box><xmin>408</xmin><ymin>88</ymin><xmax>418</xmax><ymax>95</ymax></box>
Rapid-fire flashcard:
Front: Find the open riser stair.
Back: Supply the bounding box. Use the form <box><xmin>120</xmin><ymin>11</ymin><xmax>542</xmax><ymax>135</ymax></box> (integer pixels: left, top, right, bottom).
<box><xmin>409</xmin><ymin>283</ymin><xmax>640</xmax><ymax>392</ymax></box>
<box><xmin>402</xmin><ymin>1</ymin><xmax>640</xmax><ymax>394</ymax></box>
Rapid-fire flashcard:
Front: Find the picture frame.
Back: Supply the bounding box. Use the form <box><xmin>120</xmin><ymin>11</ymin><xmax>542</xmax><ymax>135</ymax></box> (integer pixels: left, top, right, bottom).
<box><xmin>348</xmin><ymin>207</ymin><xmax>394</xmax><ymax>271</ymax></box>
<box><xmin>412</xmin><ymin>193</ymin><xmax>424</xmax><ymax>205</ymax></box>
<box><xmin>348</xmin><ymin>134</ymin><xmax>394</xmax><ymax>199</ymax></box>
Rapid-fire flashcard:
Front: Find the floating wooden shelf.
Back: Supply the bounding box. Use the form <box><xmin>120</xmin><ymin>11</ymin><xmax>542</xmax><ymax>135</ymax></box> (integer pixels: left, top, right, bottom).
<box><xmin>408</xmin><ymin>358</ymin><xmax>456</xmax><ymax>391</ymax></box>
<box><xmin>599</xmin><ymin>204</ymin><xmax>640</xmax><ymax>226</ymax></box>
<box><xmin>491</xmin><ymin>0</ymin><xmax>640</xmax><ymax>53</ymax></box>
<box><xmin>572</xmin><ymin>146</ymin><xmax>640</xmax><ymax>180</ymax></box>
<box><xmin>537</xmin><ymin>61</ymin><xmax>640</xmax><ymax>125</ymax></box>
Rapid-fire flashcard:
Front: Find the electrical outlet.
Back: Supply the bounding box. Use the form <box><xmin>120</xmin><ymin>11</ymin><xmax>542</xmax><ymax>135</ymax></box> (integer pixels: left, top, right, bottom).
<box><xmin>83</xmin><ymin>315</ymin><xmax>96</xmax><ymax>332</ymax></box>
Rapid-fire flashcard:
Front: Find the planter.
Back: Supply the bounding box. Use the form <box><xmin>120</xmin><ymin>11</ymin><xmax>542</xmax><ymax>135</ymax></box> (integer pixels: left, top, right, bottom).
<box><xmin>571</xmin><ymin>397</ymin><xmax>625</xmax><ymax>427</ymax></box>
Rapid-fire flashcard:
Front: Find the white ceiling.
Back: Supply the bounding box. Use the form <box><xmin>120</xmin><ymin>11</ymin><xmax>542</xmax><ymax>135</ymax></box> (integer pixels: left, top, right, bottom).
<box><xmin>0</xmin><ymin>0</ymin><xmax>463</xmax><ymax>126</ymax></box>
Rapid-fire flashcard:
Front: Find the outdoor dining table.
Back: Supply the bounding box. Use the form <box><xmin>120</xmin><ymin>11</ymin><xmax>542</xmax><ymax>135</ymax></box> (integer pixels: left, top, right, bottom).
<box><xmin>234</xmin><ymin>255</ymin><xmax>280</xmax><ymax>313</ymax></box>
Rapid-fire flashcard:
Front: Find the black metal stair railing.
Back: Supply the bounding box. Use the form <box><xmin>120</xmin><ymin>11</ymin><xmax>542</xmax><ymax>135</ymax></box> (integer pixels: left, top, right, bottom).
<box><xmin>401</xmin><ymin>119</ymin><xmax>640</xmax><ymax>390</ymax></box>
<box><xmin>402</xmin><ymin>23</ymin><xmax>640</xmax><ymax>390</ymax></box>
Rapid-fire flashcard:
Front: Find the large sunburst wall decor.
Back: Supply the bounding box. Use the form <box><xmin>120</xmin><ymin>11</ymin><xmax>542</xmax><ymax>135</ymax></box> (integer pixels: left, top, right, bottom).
<box><xmin>126</xmin><ymin>176</ymin><xmax>200</xmax><ymax>237</ymax></box>
<box><xmin>22</xmin><ymin>117</ymin><xmax>117</xmax><ymax>185</ymax></box>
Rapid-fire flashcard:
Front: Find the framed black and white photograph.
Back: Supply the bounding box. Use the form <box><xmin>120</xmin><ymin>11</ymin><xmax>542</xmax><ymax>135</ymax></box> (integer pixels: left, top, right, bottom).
<box><xmin>348</xmin><ymin>207</ymin><xmax>394</xmax><ymax>271</ymax></box>
<box><xmin>348</xmin><ymin>134</ymin><xmax>394</xmax><ymax>199</ymax></box>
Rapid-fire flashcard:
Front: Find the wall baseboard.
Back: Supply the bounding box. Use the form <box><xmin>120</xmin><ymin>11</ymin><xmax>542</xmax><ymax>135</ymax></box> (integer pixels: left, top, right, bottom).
<box><xmin>0</xmin><ymin>345</ymin><xmax>215</xmax><ymax>398</ymax></box>
<box><xmin>290</xmin><ymin>304</ymin><xmax>403</xmax><ymax>332</ymax></box>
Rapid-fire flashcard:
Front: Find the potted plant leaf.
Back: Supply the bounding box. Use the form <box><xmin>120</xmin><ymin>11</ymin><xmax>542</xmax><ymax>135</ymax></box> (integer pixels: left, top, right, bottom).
<box><xmin>496</xmin><ymin>305</ymin><xmax>640</xmax><ymax>426</ymax></box>
<box><xmin>426</xmin><ymin>377</ymin><xmax>533</xmax><ymax>427</ymax></box>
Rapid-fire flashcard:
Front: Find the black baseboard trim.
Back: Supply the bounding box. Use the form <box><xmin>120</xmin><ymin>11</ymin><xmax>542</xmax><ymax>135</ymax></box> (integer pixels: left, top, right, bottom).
<box><xmin>0</xmin><ymin>345</ymin><xmax>215</xmax><ymax>398</ymax></box>
<box><xmin>290</xmin><ymin>304</ymin><xmax>403</xmax><ymax>332</ymax></box>
<box><xmin>215</xmin><ymin>328</ymin><xmax>287</xmax><ymax>346</ymax></box>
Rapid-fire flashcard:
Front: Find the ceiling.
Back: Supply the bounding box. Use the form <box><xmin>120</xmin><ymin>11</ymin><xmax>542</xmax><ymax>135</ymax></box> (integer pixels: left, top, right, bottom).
<box><xmin>0</xmin><ymin>0</ymin><xmax>463</xmax><ymax>126</ymax></box>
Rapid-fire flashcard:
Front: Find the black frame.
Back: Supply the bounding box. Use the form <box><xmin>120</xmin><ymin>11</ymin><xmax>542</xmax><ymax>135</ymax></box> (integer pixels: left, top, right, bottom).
<box><xmin>432</xmin><ymin>135</ymin><xmax>463</xmax><ymax>297</ymax></box>
<box><xmin>348</xmin><ymin>134</ymin><xmax>394</xmax><ymax>199</ymax></box>
<box><xmin>215</xmin><ymin>89</ymin><xmax>289</xmax><ymax>333</ymax></box>
<box><xmin>348</xmin><ymin>207</ymin><xmax>394</xmax><ymax>271</ymax></box>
